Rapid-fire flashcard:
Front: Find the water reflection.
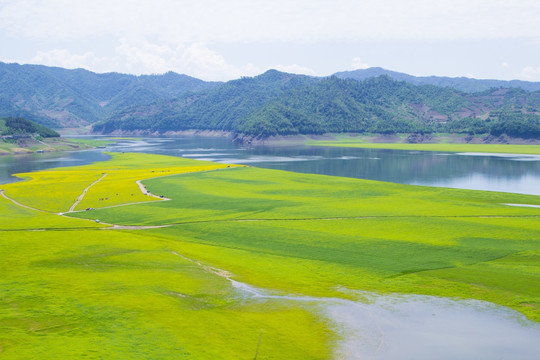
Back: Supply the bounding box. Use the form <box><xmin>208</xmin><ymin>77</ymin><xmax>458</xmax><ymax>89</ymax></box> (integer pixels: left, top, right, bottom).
<box><xmin>1</xmin><ymin>136</ymin><xmax>539</xmax><ymax>196</ymax></box>
<box><xmin>0</xmin><ymin>150</ymin><xmax>110</xmax><ymax>185</ymax></box>
<box><xmin>230</xmin><ymin>278</ymin><xmax>540</xmax><ymax>360</ymax></box>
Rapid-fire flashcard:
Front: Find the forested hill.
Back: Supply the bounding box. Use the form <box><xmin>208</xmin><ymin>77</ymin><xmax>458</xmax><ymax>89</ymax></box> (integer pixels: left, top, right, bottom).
<box><xmin>0</xmin><ymin>62</ymin><xmax>220</xmax><ymax>128</ymax></box>
<box><xmin>0</xmin><ymin>117</ymin><xmax>59</xmax><ymax>138</ymax></box>
<box><xmin>2</xmin><ymin>62</ymin><xmax>539</xmax><ymax>139</ymax></box>
<box><xmin>94</xmin><ymin>70</ymin><xmax>540</xmax><ymax>139</ymax></box>
<box><xmin>333</xmin><ymin>67</ymin><xmax>540</xmax><ymax>93</ymax></box>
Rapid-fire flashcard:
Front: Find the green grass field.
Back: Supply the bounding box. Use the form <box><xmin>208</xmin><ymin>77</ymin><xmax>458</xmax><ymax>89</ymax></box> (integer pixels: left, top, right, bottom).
<box><xmin>305</xmin><ymin>136</ymin><xmax>540</xmax><ymax>154</ymax></box>
<box><xmin>0</xmin><ymin>137</ymin><xmax>97</xmax><ymax>155</ymax></box>
<box><xmin>1</xmin><ymin>152</ymin><xmax>540</xmax><ymax>359</ymax></box>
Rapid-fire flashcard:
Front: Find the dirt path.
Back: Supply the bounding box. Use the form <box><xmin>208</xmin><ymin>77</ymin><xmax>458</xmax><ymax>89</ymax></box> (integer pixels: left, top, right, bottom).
<box><xmin>105</xmin><ymin>224</ymin><xmax>172</xmax><ymax>230</ymax></box>
<box><xmin>136</xmin><ymin>180</ymin><xmax>170</xmax><ymax>200</ymax></box>
<box><xmin>1</xmin><ymin>189</ymin><xmax>52</xmax><ymax>213</ymax></box>
<box><xmin>31</xmin><ymin>136</ymin><xmax>50</xmax><ymax>147</ymax></box>
<box><xmin>67</xmin><ymin>173</ymin><xmax>107</xmax><ymax>213</ymax></box>
<box><xmin>171</xmin><ymin>251</ymin><xmax>233</xmax><ymax>280</ymax></box>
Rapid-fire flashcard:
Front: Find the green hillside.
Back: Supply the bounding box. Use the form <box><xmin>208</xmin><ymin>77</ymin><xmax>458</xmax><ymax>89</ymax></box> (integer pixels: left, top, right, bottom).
<box><xmin>0</xmin><ymin>117</ymin><xmax>59</xmax><ymax>137</ymax></box>
<box><xmin>2</xmin><ymin>62</ymin><xmax>540</xmax><ymax>139</ymax></box>
<box><xmin>95</xmin><ymin>72</ymin><xmax>540</xmax><ymax>139</ymax></box>
<box><xmin>0</xmin><ymin>62</ymin><xmax>220</xmax><ymax>128</ymax></box>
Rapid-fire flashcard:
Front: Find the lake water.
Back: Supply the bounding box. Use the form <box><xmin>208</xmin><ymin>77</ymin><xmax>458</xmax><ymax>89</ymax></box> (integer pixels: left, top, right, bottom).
<box><xmin>230</xmin><ymin>279</ymin><xmax>540</xmax><ymax>360</ymax></box>
<box><xmin>2</xmin><ymin>136</ymin><xmax>539</xmax><ymax>196</ymax></box>
<box><xmin>2</xmin><ymin>136</ymin><xmax>540</xmax><ymax>359</ymax></box>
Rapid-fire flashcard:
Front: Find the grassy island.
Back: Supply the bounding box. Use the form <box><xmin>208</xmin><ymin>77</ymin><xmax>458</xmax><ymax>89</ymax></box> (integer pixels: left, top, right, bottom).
<box><xmin>305</xmin><ymin>134</ymin><xmax>540</xmax><ymax>155</ymax></box>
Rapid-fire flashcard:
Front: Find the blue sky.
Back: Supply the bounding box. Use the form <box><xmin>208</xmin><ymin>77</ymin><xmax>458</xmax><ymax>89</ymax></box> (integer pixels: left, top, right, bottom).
<box><xmin>1</xmin><ymin>0</ymin><xmax>539</xmax><ymax>81</ymax></box>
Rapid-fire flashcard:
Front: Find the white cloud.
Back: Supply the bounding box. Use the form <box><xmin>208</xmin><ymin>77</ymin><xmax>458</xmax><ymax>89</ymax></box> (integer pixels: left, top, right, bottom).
<box><xmin>273</xmin><ymin>64</ymin><xmax>316</xmax><ymax>76</ymax></box>
<box><xmin>31</xmin><ymin>49</ymin><xmax>112</xmax><ymax>71</ymax></box>
<box><xmin>351</xmin><ymin>57</ymin><xmax>369</xmax><ymax>70</ymax></box>
<box><xmin>179</xmin><ymin>42</ymin><xmax>256</xmax><ymax>80</ymax></box>
<box><xmin>518</xmin><ymin>66</ymin><xmax>540</xmax><ymax>81</ymax></box>
<box><xmin>3</xmin><ymin>1</ymin><xmax>540</xmax><ymax>80</ymax></box>
<box><xmin>29</xmin><ymin>41</ymin><xmax>260</xmax><ymax>80</ymax></box>
<box><xmin>1</xmin><ymin>0</ymin><xmax>539</xmax><ymax>43</ymax></box>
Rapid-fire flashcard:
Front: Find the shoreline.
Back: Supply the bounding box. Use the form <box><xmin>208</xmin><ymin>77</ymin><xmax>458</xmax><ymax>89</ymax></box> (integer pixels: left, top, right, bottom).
<box><xmin>89</xmin><ymin>130</ymin><xmax>540</xmax><ymax>154</ymax></box>
<box><xmin>0</xmin><ymin>137</ymin><xmax>102</xmax><ymax>156</ymax></box>
<box><xmin>91</xmin><ymin>129</ymin><xmax>540</xmax><ymax>145</ymax></box>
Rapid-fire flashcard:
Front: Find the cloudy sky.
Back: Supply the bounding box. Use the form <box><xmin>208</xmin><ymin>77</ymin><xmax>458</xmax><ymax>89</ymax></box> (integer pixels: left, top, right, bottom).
<box><xmin>1</xmin><ymin>0</ymin><xmax>540</xmax><ymax>81</ymax></box>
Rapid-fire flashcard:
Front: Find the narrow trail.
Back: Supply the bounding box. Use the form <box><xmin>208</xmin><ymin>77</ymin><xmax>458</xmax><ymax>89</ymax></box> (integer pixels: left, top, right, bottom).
<box><xmin>67</xmin><ymin>173</ymin><xmax>107</xmax><ymax>213</ymax></box>
<box><xmin>171</xmin><ymin>250</ymin><xmax>232</xmax><ymax>280</ymax></box>
<box><xmin>136</xmin><ymin>180</ymin><xmax>171</xmax><ymax>200</ymax></box>
<box><xmin>31</xmin><ymin>136</ymin><xmax>50</xmax><ymax>147</ymax></box>
<box><xmin>3</xmin><ymin>162</ymin><xmax>538</xmax><ymax>233</ymax></box>
<box><xmin>105</xmin><ymin>224</ymin><xmax>172</xmax><ymax>230</ymax></box>
<box><xmin>1</xmin><ymin>189</ymin><xmax>53</xmax><ymax>214</ymax></box>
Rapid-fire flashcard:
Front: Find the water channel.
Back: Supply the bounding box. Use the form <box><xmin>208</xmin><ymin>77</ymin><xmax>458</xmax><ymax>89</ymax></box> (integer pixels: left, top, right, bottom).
<box><xmin>2</xmin><ymin>136</ymin><xmax>540</xmax><ymax>359</ymax></box>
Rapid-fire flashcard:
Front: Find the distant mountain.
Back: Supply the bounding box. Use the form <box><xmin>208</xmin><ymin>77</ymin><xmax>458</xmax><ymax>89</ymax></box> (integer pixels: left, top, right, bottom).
<box><xmin>2</xmin><ymin>62</ymin><xmax>539</xmax><ymax>139</ymax></box>
<box><xmin>95</xmin><ymin>70</ymin><xmax>540</xmax><ymax>139</ymax></box>
<box><xmin>333</xmin><ymin>67</ymin><xmax>540</xmax><ymax>93</ymax></box>
<box><xmin>0</xmin><ymin>62</ymin><xmax>221</xmax><ymax>128</ymax></box>
<box><xmin>95</xmin><ymin>69</ymin><xmax>318</xmax><ymax>135</ymax></box>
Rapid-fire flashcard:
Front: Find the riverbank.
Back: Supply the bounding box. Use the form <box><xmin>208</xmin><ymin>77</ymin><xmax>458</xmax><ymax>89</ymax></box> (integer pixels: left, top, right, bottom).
<box><xmin>0</xmin><ymin>136</ymin><xmax>112</xmax><ymax>155</ymax></box>
<box><xmin>89</xmin><ymin>129</ymin><xmax>540</xmax><ymax>150</ymax></box>
<box><xmin>299</xmin><ymin>133</ymin><xmax>540</xmax><ymax>154</ymax></box>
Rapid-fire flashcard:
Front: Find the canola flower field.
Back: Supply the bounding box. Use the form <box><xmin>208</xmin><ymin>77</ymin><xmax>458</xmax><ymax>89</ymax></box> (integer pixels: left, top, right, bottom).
<box><xmin>1</xmin><ymin>152</ymin><xmax>540</xmax><ymax>359</ymax></box>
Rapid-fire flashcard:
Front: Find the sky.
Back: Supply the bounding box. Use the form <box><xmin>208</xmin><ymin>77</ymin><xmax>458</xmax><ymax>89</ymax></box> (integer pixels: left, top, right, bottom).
<box><xmin>1</xmin><ymin>0</ymin><xmax>540</xmax><ymax>82</ymax></box>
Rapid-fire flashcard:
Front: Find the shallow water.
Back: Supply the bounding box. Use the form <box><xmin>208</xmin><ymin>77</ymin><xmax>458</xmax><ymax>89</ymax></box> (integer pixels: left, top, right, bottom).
<box><xmin>230</xmin><ymin>280</ymin><xmax>540</xmax><ymax>360</ymax></box>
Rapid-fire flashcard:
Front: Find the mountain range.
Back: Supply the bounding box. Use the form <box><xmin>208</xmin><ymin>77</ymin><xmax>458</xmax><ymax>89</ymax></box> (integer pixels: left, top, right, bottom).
<box><xmin>1</xmin><ymin>62</ymin><xmax>539</xmax><ymax>138</ymax></box>
<box><xmin>334</xmin><ymin>68</ymin><xmax>540</xmax><ymax>93</ymax></box>
<box><xmin>0</xmin><ymin>62</ymin><xmax>220</xmax><ymax>128</ymax></box>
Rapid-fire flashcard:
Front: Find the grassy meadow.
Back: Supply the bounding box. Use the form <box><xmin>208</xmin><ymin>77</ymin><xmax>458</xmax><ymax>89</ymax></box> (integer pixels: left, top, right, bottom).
<box><xmin>0</xmin><ymin>137</ymin><xmax>98</xmax><ymax>155</ymax></box>
<box><xmin>1</xmin><ymin>152</ymin><xmax>540</xmax><ymax>359</ymax></box>
<box><xmin>305</xmin><ymin>135</ymin><xmax>540</xmax><ymax>154</ymax></box>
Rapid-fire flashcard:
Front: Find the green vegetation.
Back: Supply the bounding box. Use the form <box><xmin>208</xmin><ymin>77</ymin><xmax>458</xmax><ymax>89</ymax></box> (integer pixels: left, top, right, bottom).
<box><xmin>95</xmin><ymin>72</ymin><xmax>540</xmax><ymax>139</ymax></box>
<box><xmin>0</xmin><ymin>117</ymin><xmax>100</xmax><ymax>155</ymax></box>
<box><xmin>2</xmin><ymin>152</ymin><xmax>540</xmax><ymax>358</ymax></box>
<box><xmin>64</xmin><ymin>138</ymin><xmax>115</xmax><ymax>147</ymax></box>
<box><xmin>0</xmin><ymin>62</ymin><xmax>220</xmax><ymax>128</ymax></box>
<box><xmin>2</xmin><ymin>62</ymin><xmax>540</xmax><ymax>139</ymax></box>
<box><xmin>1</xmin><ymin>117</ymin><xmax>59</xmax><ymax>138</ymax></box>
<box><xmin>305</xmin><ymin>136</ymin><xmax>540</xmax><ymax>154</ymax></box>
<box><xmin>0</xmin><ymin>136</ymin><xmax>94</xmax><ymax>155</ymax></box>
<box><xmin>334</xmin><ymin>67</ymin><xmax>540</xmax><ymax>93</ymax></box>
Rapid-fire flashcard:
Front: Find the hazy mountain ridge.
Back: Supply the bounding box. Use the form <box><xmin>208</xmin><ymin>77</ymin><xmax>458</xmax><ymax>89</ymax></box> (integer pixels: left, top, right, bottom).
<box><xmin>334</xmin><ymin>67</ymin><xmax>540</xmax><ymax>93</ymax></box>
<box><xmin>1</xmin><ymin>62</ymin><xmax>539</xmax><ymax>139</ymax></box>
<box><xmin>0</xmin><ymin>62</ymin><xmax>221</xmax><ymax>127</ymax></box>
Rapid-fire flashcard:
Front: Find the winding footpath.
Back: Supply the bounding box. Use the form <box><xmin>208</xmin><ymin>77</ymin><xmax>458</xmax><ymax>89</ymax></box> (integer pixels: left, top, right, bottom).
<box><xmin>1</xmin><ymin>189</ymin><xmax>51</xmax><ymax>213</ymax></box>
<box><xmin>67</xmin><ymin>173</ymin><xmax>108</xmax><ymax>213</ymax></box>
<box><xmin>3</xmin><ymin>165</ymin><xmax>539</xmax><ymax>233</ymax></box>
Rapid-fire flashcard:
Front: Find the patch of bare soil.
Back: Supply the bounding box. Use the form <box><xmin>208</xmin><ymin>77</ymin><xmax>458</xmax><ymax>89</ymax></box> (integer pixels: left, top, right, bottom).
<box><xmin>372</xmin><ymin>134</ymin><xmax>402</xmax><ymax>143</ymax></box>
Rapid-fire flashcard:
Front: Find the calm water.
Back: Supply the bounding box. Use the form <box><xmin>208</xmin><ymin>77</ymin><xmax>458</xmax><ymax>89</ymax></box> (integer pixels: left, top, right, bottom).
<box><xmin>5</xmin><ymin>136</ymin><xmax>537</xmax><ymax>194</ymax></box>
<box><xmin>230</xmin><ymin>279</ymin><xmax>540</xmax><ymax>360</ymax></box>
